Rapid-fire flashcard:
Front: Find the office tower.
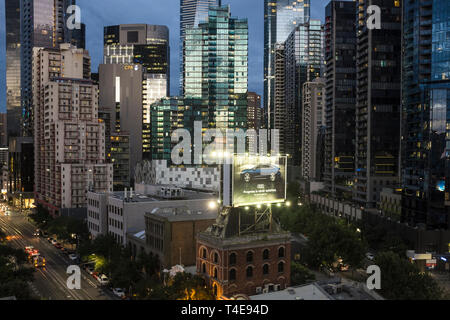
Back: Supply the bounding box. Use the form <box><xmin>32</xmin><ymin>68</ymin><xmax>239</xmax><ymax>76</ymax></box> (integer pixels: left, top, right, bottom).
<box><xmin>264</xmin><ymin>0</ymin><xmax>310</xmax><ymax>130</ymax></box>
<box><xmin>302</xmin><ymin>78</ymin><xmax>326</xmax><ymax>181</ymax></box>
<box><xmin>180</xmin><ymin>0</ymin><xmax>221</xmax><ymax>94</ymax></box>
<box><xmin>99</xmin><ymin>63</ymin><xmax>144</xmax><ymax>182</ymax></box>
<box><xmin>8</xmin><ymin>137</ymin><xmax>34</xmax><ymax>208</ymax></box>
<box><xmin>273</xmin><ymin>43</ymin><xmax>287</xmax><ymax>155</ymax></box>
<box><xmin>184</xmin><ymin>5</ymin><xmax>248</xmax><ymax>130</ymax></box>
<box><xmin>354</xmin><ymin>0</ymin><xmax>402</xmax><ymax>208</ymax></box>
<box><xmin>323</xmin><ymin>1</ymin><xmax>357</xmax><ymax>200</ymax></box>
<box><xmin>20</xmin><ymin>0</ymin><xmax>86</xmax><ymax>137</ymax></box>
<box><xmin>33</xmin><ymin>46</ymin><xmax>112</xmax><ymax>216</ymax></box>
<box><xmin>0</xmin><ymin>114</ymin><xmax>7</xmax><ymax>147</ymax></box>
<box><xmin>109</xmin><ymin>133</ymin><xmax>131</xmax><ymax>190</ymax></box>
<box><xmin>5</xmin><ymin>0</ymin><xmax>21</xmax><ymax>138</ymax></box>
<box><xmin>247</xmin><ymin>92</ymin><xmax>262</xmax><ymax>130</ymax></box>
<box><xmin>402</xmin><ymin>0</ymin><xmax>450</xmax><ymax>229</ymax></box>
<box><xmin>283</xmin><ymin>19</ymin><xmax>323</xmax><ymax>166</ymax></box>
<box><xmin>150</xmin><ymin>97</ymin><xmax>208</xmax><ymax>161</ymax></box>
<box><xmin>103</xmin><ymin>24</ymin><xmax>170</xmax><ymax>159</ymax></box>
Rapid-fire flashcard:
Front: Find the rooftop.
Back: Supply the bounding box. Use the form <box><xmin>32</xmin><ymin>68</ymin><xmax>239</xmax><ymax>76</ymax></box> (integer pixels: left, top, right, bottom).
<box><xmin>147</xmin><ymin>207</ymin><xmax>218</xmax><ymax>222</ymax></box>
<box><xmin>249</xmin><ymin>283</ymin><xmax>332</xmax><ymax>301</ymax></box>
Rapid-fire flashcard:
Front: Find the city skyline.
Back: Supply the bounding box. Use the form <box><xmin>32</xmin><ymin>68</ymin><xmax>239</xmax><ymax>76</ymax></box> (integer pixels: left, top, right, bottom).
<box><xmin>0</xmin><ymin>0</ymin><xmax>328</xmax><ymax>113</ymax></box>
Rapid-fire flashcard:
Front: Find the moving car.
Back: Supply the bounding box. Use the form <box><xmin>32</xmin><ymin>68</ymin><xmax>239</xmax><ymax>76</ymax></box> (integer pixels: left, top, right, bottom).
<box><xmin>366</xmin><ymin>252</ymin><xmax>375</xmax><ymax>261</ymax></box>
<box><xmin>97</xmin><ymin>274</ymin><xmax>109</xmax><ymax>286</ymax></box>
<box><xmin>33</xmin><ymin>229</ymin><xmax>41</xmax><ymax>237</ymax></box>
<box><xmin>240</xmin><ymin>164</ymin><xmax>281</xmax><ymax>183</ymax></box>
<box><xmin>68</xmin><ymin>254</ymin><xmax>79</xmax><ymax>262</ymax></box>
<box><xmin>32</xmin><ymin>256</ymin><xmax>46</xmax><ymax>268</ymax></box>
<box><xmin>112</xmin><ymin>288</ymin><xmax>125</xmax><ymax>299</ymax></box>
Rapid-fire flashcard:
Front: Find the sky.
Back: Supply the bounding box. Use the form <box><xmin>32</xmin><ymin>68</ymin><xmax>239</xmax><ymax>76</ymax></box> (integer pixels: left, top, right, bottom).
<box><xmin>0</xmin><ymin>0</ymin><xmax>330</xmax><ymax>113</ymax></box>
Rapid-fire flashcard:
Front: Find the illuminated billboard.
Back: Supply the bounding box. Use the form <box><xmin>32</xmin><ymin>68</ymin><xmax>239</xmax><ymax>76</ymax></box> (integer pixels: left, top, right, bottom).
<box><xmin>232</xmin><ymin>155</ymin><xmax>287</xmax><ymax>207</ymax></box>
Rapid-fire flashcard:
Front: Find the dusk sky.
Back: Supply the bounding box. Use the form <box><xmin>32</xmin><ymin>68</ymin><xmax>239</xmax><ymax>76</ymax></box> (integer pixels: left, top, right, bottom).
<box><xmin>0</xmin><ymin>0</ymin><xmax>330</xmax><ymax>113</ymax></box>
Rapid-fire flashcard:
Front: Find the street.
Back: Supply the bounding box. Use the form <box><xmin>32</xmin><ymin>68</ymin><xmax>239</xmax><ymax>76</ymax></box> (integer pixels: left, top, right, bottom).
<box><xmin>0</xmin><ymin>207</ymin><xmax>116</xmax><ymax>300</ymax></box>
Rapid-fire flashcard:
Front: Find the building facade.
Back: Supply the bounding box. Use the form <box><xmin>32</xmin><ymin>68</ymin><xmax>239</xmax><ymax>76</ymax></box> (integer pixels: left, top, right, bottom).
<box><xmin>323</xmin><ymin>1</ymin><xmax>357</xmax><ymax>201</ymax></box>
<box><xmin>103</xmin><ymin>24</ymin><xmax>170</xmax><ymax>160</ymax></box>
<box><xmin>180</xmin><ymin>0</ymin><xmax>222</xmax><ymax>94</ymax></box>
<box><xmin>402</xmin><ymin>0</ymin><xmax>450</xmax><ymax>229</ymax></box>
<box><xmin>301</xmin><ymin>78</ymin><xmax>326</xmax><ymax>181</ymax></box>
<box><xmin>184</xmin><ymin>5</ymin><xmax>248</xmax><ymax>130</ymax></box>
<box><xmin>5</xmin><ymin>0</ymin><xmax>21</xmax><ymax>138</ymax></box>
<box><xmin>264</xmin><ymin>0</ymin><xmax>310</xmax><ymax>130</ymax></box>
<box><xmin>354</xmin><ymin>0</ymin><xmax>402</xmax><ymax>208</ymax></box>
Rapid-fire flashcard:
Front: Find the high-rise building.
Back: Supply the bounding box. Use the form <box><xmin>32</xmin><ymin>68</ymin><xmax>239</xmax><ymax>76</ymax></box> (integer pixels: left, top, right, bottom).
<box><xmin>301</xmin><ymin>78</ymin><xmax>326</xmax><ymax>181</ymax></box>
<box><xmin>99</xmin><ymin>63</ymin><xmax>144</xmax><ymax>182</ymax></box>
<box><xmin>273</xmin><ymin>43</ymin><xmax>287</xmax><ymax>155</ymax></box>
<box><xmin>103</xmin><ymin>24</ymin><xmax>170</xmax><ymax>159</ymax></box>
<box><xmin>264</xmin><ymin>0</ymin><xmax>310</xmax><ymax>130</ymax></box>
<box><xmin>8</xmin><ymin>137</ymin><xmax>34</xmax><ymax>208</ymax></box>
<box><xmin>402</xmin><ymin>0</ymin><xmax>450</xmax><ymax>229</ymax></box>
<box><xmin>284</xmin><ymin>20</ymin><xmax>323</xmax><ymax>166</ymax></box>
<box><xmin>184</xmin><ymin>5</ymin><xmax>248</xmax><ymax>130</ymax></box>
<box><xmin>354</xmin><ymin>0</ymin><xmax>402</xmax><ymax>208</ymax></box>
<box><xmin>323</xmin><ymin>0</ymin><xmax>357</xmax><ymax>200</ymax></box>
<box><xmin>0</xmin><ymin>113</ymin><xmax>7</xmax><ymax>147</ymax></box>
<box><xmin>33</xmin><ymin>46</ymin><xmax>112</xmax><ymax>216</ymax></box>
<box><xmin>5</xmin><ymin>0</ymin><xmax>21</xmax><ymax>138</ymax></box>
<box><xmin>20</xmin><ymin>0</ymin><xmax>86</xmax><ymax>137</ymax></box>
<box><xmin>180</xmin><ymin>0</ymin><xmax>221</xmax><ymax>94</ymax></box>
<box><xmin>247</xmin><ymin>92</ymin><xmax>262</xmax><ymax>130</ymax></box>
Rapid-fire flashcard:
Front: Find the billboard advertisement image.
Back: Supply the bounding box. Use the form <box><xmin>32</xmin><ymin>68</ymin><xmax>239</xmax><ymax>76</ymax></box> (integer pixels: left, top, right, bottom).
<box><xmin>232</xmin><ymin>155</ymin><xmax>287</xmax><ymax>207</ymax></box>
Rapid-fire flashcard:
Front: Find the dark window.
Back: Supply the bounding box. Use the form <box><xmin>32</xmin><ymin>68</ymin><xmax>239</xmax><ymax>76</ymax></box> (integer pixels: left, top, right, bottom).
<box><xmin>229</xmin><ymin>269</ymin><xmax>236</xmax><ymax>281</ymax></box>
<box><xmin>202</xmin><ymin>263</ymin><xmax>206</xmax><ymax>274</ymax></box>
<box><xmin>278</xmin><ymin>262</ymin><xmax>284</xmax><ymax>273</ymax></box>
<box><xmin>127</xmin><ymin>31</ymin><xmax>139</xmax><ymax>43</ymax></box>
<box><xmin>229</xmin><ymin>253</ymin><xmax>237</xmax><ymax>265</ymax></box>
<box><xmin>202</xmin><ymin>248</ymin><xmax>207</xmax><ymax>259</ymax></box>
<box><xmin>246</xmin><ymin>266</ymin><xmax>253</xmax><ymax>278</ymax></box>
<box><xmin>263</xmin><ymin>264</ymin><xmax>269</xmax><ymax>275</ymax></box>
<box><xmin>213</xmin><ymin>267</ymin><xmax>218</xmax><ymax>279</ymax></box>
<box><xmin>246</xmin><ymin>251</ymin><xmax>253</xmax><ymax>263</ymax></box>
<box><xmin>214</xmin><ymin>252</ymin><xmax>219</xmax><ymax>264</ymax></box>
<box><xmin>263</xmin><ymin>249</ymin><xmax>270</xmax><ymax>260</ymax></box>
<box><xmin>278</xmin><ymin>247</ymin><xmax>285</xmax><ymax>258</ymax></box>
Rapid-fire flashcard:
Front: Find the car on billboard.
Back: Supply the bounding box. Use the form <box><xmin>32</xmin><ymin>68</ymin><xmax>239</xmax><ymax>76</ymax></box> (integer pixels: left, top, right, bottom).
<box><xmin>240</xmin><ymin>164</ymin><xmax>281</xmax><ymax>183</ymax></box>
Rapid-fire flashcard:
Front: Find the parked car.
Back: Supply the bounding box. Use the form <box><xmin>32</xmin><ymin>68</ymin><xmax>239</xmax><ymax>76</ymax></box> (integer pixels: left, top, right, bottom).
<box><xmin>41</xmin><ymin>231</ymin><xmax>49</xmax><ymax>238</ymax></box>
<box><xmin>112</xmin><ymin>288</ymin><xmax>125</xmax><ymax>299</ymax></box>
<box><xmin>97</xmin><ymin>274</ymin><xmax>109</xmax><ymax>286</ymax></box>
<box><xmin>366</xmin><ymin>252</ymin><xmax>375</xmax><ymax>261</ymax></box>
<box><xmin>51</xmin><ymin>239</ymin><xmax>57</xmax><ymax>245</ymax></box>
<box><xmin>54</xmin><ymin>243</ymin><xmax>62</xmax><ymax>249</ymax></box>
<box><xmin>47</xmin><ymin>237</ymin><xmax>54</xmax><ymax>243</ymax></box>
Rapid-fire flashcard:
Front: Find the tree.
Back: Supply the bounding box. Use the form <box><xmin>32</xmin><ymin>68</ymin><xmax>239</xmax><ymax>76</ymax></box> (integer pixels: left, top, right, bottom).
<box><xmin>291</xmin><ymin>262</ymin><xmax>316</xmax><ymax>286</ymax></box>
<box><xmin>374</xmin><ymin>251</ymin><xmax>443</xmax><ymax>300</ymax></box>
<box><xmin>0</xmin><ymin>244</ymin><xmax>35</xmax><ymax>299</ymax></box>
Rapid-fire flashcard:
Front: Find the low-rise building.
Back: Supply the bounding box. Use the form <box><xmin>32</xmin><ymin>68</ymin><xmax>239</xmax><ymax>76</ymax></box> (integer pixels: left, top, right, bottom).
<box><xmin>249</xmin><ymin>283</ymin><xmax>332</xmax><ymax>300</ymax></box>
<box><xmin>87</xmin><ymin>184</ymin><xmax>218</xmax><ymax>246</ymax></box>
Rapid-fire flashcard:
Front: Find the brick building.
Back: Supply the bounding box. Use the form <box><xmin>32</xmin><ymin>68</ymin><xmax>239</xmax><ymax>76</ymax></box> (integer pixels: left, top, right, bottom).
<box><xmin>196</xmin><ymin>207</ymin><xmax>291</xmax><ymax>298</ymax></box>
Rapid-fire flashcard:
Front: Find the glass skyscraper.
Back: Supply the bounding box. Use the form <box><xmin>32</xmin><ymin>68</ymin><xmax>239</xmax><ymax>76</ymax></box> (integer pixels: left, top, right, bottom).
<box><xmin>402</xmin><ymin>0</ymin><xmax>450</xmax><ymax>230</ymax></box>
<box><xmin>5</xmin><ymin>0</ymin><xmax>21</xmax><ymax>138</ymax></box>
<box><xmin>184</xmin><ymin>5</ymin><xmax>248</xmax><ymax>130</ymax></box>
<box><xmin>180</xmin><ymin>0</ymin><xmax>221</xmax><ymax>95</ymax></box>
<box><xmin>264</xmin><ymin>0</ymin><xmax>310</xmax><ymax>130</ymax></box>
<box><xmin>20</xmin><ymin>0</ymin><xmax>86</xmax><ymax>137</ymax></box>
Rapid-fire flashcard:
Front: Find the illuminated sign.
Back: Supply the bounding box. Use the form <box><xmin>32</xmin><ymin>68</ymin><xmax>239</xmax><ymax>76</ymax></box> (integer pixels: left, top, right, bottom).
<box><xmin>231</xmin><ymin>155</ymin><xmax>287</xmax><ymax>207</ymax></box>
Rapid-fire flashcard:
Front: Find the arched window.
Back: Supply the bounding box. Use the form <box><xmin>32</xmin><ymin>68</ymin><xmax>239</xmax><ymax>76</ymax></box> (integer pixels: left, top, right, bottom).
<box><xmin>246</xmin><ymin>251</ymin><xmax>253</xmax><ymax>263</ymax></box>
<box><xmin>202</xmin><ymin>248</ymin><xmax>207</xmax><ymax>259</ymax></box>
<box><xmin>278</xmin><ymin>262</ymin><xmax>285</xmax><ymax>273</ymax></box>
<box><xmin>246</xmin><ymin>266</ymin><xmax>253</xmax><ymax>278</ymax></box>
<box><xmin>214</xmin><ymin>252</ymin><xmax>219</xmax><ymax>264</ymax></box>
<box><xmin>202</xmin><ymin>262</ymin><xmax>206</xmax><ymax>274</ymax></box>
<box><xmin>278</xmin><ymin>247</ymin><xmax>285</xmax><ymax>258</ymax></box>
<box><xmin>263</xmin><ymin>249</ymin><xmax>270</xmax><ymax>260</ymax></box>
<box><xmin>229</xmin><ymin>253</ymin><xmax>237</xmax><ymax>265</ymax></box>
<box><xmin>229</xmin><ymin>269</ymin><xmax>236</xmax><ymax>281</ymax></box>
<box><xmin>263</xmin><ymin>264</ymin><xmax>270</xmax><ymax>275</ymax></box>
<box><xmin>213</xmin><ymin>267</ymin><xmax>218</xmax><ymax>279</ymax></box>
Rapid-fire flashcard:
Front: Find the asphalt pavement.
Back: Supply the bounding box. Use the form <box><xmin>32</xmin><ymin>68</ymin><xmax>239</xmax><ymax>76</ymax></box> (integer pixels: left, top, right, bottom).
<box><xmin>0</xmin><ymin>207</ymin><xmax>117</xmax><ymax>300</ymax></box>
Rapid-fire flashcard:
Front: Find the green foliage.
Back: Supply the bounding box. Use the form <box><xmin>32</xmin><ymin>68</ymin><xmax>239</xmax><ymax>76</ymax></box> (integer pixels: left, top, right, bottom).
<box><xmin>0</xmin><ymin>244</ymin><xmax>35</xmax><ymax>299</ymax></box>
<box><xmin>374</xmin><ymin>251</ymin><xmax>443</xmax><ymax>300</ymax></box>
<box><xmin>46</xmin><ymin>216</ymin><xmax>90</xmax><ymax>246</ymax></box>
<box><xmin>29</xmin><ymin>204</ymin><xmax>52</xmax><ymax>229</ymax></box>
<box><xmin>291</xmin><ymin>262</ymin><xmax>316</xmax><ymax>286</ymax></box>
